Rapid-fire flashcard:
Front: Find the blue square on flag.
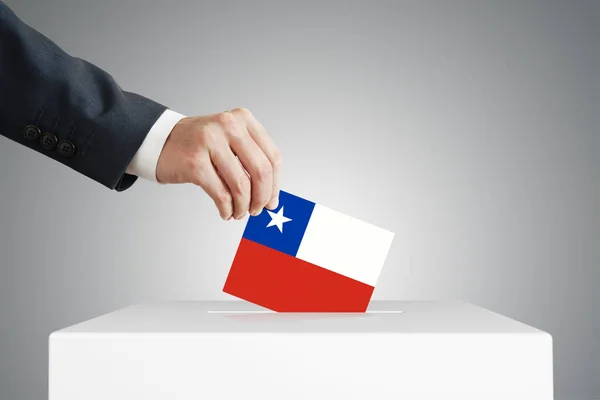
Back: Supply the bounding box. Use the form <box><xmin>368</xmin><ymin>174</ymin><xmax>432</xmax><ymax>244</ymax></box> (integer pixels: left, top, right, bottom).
<box><xmin>241</xmin><ymin>191</ymin><xmax>315</xmax><ymax>257</ymax></box>
<box><xmin>223</xmin><ymin>190</ymin><xmax>395</xmax><ymax>312</ymax></box>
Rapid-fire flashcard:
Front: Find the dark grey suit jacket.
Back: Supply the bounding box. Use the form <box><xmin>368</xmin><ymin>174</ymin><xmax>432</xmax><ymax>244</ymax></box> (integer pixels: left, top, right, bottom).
<box><xmin>0</xmin><ymin>1</ymin><xmax>167</xmax><ymax>191</ymax></box>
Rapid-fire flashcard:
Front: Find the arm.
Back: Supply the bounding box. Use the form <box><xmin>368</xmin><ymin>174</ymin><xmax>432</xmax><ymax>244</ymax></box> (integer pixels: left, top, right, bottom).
<box><xmin>0</xmin><ymin>1</ymin><xmax>283</xmax><ymax>219</ymax></box>
<box><xmin>0</xmin><ymin>1</ymin><xmax>172</xmax><ymax>191</ymax></box>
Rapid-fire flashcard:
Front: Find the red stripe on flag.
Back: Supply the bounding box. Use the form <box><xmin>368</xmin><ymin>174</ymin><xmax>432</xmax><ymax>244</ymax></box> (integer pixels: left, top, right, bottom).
<box><xmin>223</xmin><ymin>238</ymin><xmax>375</xmax><ymax>312</ymax></box>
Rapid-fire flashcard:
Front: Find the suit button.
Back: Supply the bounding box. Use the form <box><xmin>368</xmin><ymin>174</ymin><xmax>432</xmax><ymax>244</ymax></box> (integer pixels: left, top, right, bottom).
<box><xmin>40</xmin><ymin>133</ymin><xmax>58</xmax><ymax>150</ymax></box>
<box><xmin>23</xmin><ymin>125</ymin><xmax>41</xmax><ymax>141</ymax></box>
<box><xmin>57</xmin><ymin>140</ymin><xmax>76</xmax><ymax>158</ymax></box>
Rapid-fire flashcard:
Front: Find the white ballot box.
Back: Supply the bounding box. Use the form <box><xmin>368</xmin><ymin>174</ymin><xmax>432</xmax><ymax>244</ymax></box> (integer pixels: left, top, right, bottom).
<box><xmin>49</xmin><ymin>301</ymin><xmax>553</xmax><ymax>400</ymax></box>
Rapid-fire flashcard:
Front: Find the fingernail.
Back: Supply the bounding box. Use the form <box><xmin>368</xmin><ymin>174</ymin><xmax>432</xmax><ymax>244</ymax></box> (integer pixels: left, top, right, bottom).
<box><xmin>235</xmin><ymin>212</ymin><xmax>247</xmax><ymax>220</ymax></box>
<box><xmin>250</xmin><ymin>208</ymin><xmax>262</xmax><ymax>216</ymax></box>
<box><xmin>268</xmin><ymin>197</ymin><xmax>279</xmax><ymax>209</ymax></box>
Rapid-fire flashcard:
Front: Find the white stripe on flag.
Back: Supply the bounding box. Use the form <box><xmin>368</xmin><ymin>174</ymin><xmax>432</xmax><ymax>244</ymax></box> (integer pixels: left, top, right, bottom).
<box><xmin>295</xmin><ymin>204</ymin><xmax>394</xmax><ymax>287</ymax></box>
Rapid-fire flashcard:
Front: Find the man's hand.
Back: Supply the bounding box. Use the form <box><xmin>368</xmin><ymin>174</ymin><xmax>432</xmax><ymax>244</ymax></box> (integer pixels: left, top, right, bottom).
<box><xmin>156</xmin><ymin>108</ymin><xmax>282</xmax><ymax>221</ymax></box>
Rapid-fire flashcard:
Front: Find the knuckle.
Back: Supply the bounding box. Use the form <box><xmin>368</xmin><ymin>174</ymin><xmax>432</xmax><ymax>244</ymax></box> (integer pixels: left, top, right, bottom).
<box><xmin>271</xmin><ymin>149</ymin><xmax>283</xmax><ymax>168</ymax></box>
<box><xmin>215</xmin><ymin>111</ymin><xmax>236</xmax><ymax>128</ymax></box>
<box><xmin>255</xmin><ymin>163</ymin><xmax>273</xmax><ymax>181</ymax></box>
<box><xmin>216</xmin><ymin>190</ymin><xmax>232</xmax><ymax>206</ymax></box>
<box><xmin>187</xmin><ymin>154</ymin><xmax>205</xmax><ymax>172</ymax></box>
<box><xmin>233</xmin><ymin>107</ymin><xmax>252</xmax><ymax>118</ymax></box>
<box><xmin>234</xmin><ymin>173</ymin><xmax>251</xmax><ymax>196</ymax></box>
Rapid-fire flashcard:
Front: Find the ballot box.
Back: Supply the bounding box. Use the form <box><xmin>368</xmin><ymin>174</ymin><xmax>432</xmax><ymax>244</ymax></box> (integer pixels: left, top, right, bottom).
<box><xmin>48</xmin><ymin>301</ymin><xmax>553</xmax><ymax>400</ymax></box>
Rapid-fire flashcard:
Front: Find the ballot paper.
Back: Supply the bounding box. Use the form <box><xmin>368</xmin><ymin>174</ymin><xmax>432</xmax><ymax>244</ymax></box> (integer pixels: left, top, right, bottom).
<box><xmin>222</xmin><ymin>190</ymin><xmax>394</xmax><ymax>312</ymax></box>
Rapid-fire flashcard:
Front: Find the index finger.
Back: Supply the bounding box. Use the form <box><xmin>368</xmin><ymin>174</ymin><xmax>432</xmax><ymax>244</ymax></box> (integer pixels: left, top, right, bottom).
<box><xmin>232</xmin><ymin>108</ymin><xmax>282</xmax><ymax>209</ymax></box>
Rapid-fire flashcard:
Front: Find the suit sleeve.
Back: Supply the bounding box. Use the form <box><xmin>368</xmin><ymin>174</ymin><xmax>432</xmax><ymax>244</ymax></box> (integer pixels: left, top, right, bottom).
<box><xmin>0</xmin><ymin>1</ymin><xmax>168</xmax><ymax>191</ymax></box>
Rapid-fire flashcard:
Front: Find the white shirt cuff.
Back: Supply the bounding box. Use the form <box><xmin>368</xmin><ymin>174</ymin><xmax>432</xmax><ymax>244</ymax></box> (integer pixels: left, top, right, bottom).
<box><xmin>126</xmin><ymin>109</ymin><xmax>186</xmax><ymax>182</ymax></box>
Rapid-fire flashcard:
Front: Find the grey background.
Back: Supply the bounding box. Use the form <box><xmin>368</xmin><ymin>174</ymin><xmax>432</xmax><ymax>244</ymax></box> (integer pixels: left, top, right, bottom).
<box><xmin>0</xmin><ymin>0</ymin><xmax>598</xmax><ymax>399</ymax></box>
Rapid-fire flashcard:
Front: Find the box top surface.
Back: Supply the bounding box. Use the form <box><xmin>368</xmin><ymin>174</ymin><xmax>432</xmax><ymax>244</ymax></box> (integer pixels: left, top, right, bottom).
<box><xmin>53</xmin><ymin>301</ymin><xmax>546</xmax><ymax>335</ymax></box>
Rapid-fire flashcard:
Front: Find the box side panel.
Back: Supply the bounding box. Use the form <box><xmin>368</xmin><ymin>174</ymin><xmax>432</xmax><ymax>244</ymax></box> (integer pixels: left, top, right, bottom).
<box><xmin>49</xmin><ymin>332</ymin><xmax>553</xmax><ymax>400</ymax></box>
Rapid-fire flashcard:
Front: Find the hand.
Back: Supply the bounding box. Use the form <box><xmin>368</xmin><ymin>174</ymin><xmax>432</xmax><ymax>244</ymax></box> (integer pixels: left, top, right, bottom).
<box><xmin>156</xmin><ymin>108</ymin><xmax>282</xmax><ymax>221</ymax></box>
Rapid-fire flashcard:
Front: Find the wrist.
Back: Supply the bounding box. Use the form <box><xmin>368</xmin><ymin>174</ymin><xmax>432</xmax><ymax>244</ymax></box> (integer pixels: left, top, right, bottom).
<box><xmin>126</xmin><ymin>109</ymin><xmax>186</xmax><ymax>182</ymax></box>
<box><xmin>155</xmin><ymin>116</ymin><xmax>195</xmax><ymax>184</ymax></box>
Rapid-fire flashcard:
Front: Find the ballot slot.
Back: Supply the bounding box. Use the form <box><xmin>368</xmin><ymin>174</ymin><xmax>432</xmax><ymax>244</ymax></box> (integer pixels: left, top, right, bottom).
<box><xmin>207</xmin><ymin>309</ymin><xmax>403</xmax><ymax>323</ymax></box>
<box><xmin>206</xmin><ymin>310</ymin><xmax>403</xmax><ymax>314</ymax></box>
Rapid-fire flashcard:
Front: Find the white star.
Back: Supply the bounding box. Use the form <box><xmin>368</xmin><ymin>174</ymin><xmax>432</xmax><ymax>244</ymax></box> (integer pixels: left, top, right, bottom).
<box><xmin>266</xmin><ymin>206</ymin><xmax>292</xmax><ymax>233</ymax></box>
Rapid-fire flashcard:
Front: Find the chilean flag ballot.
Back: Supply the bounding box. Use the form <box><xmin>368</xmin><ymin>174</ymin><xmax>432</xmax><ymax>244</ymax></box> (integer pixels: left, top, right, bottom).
<box><xmin>223</xmin><ymin>190</ymin><xmax>394</xmax><ymax>312</ymax></box>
